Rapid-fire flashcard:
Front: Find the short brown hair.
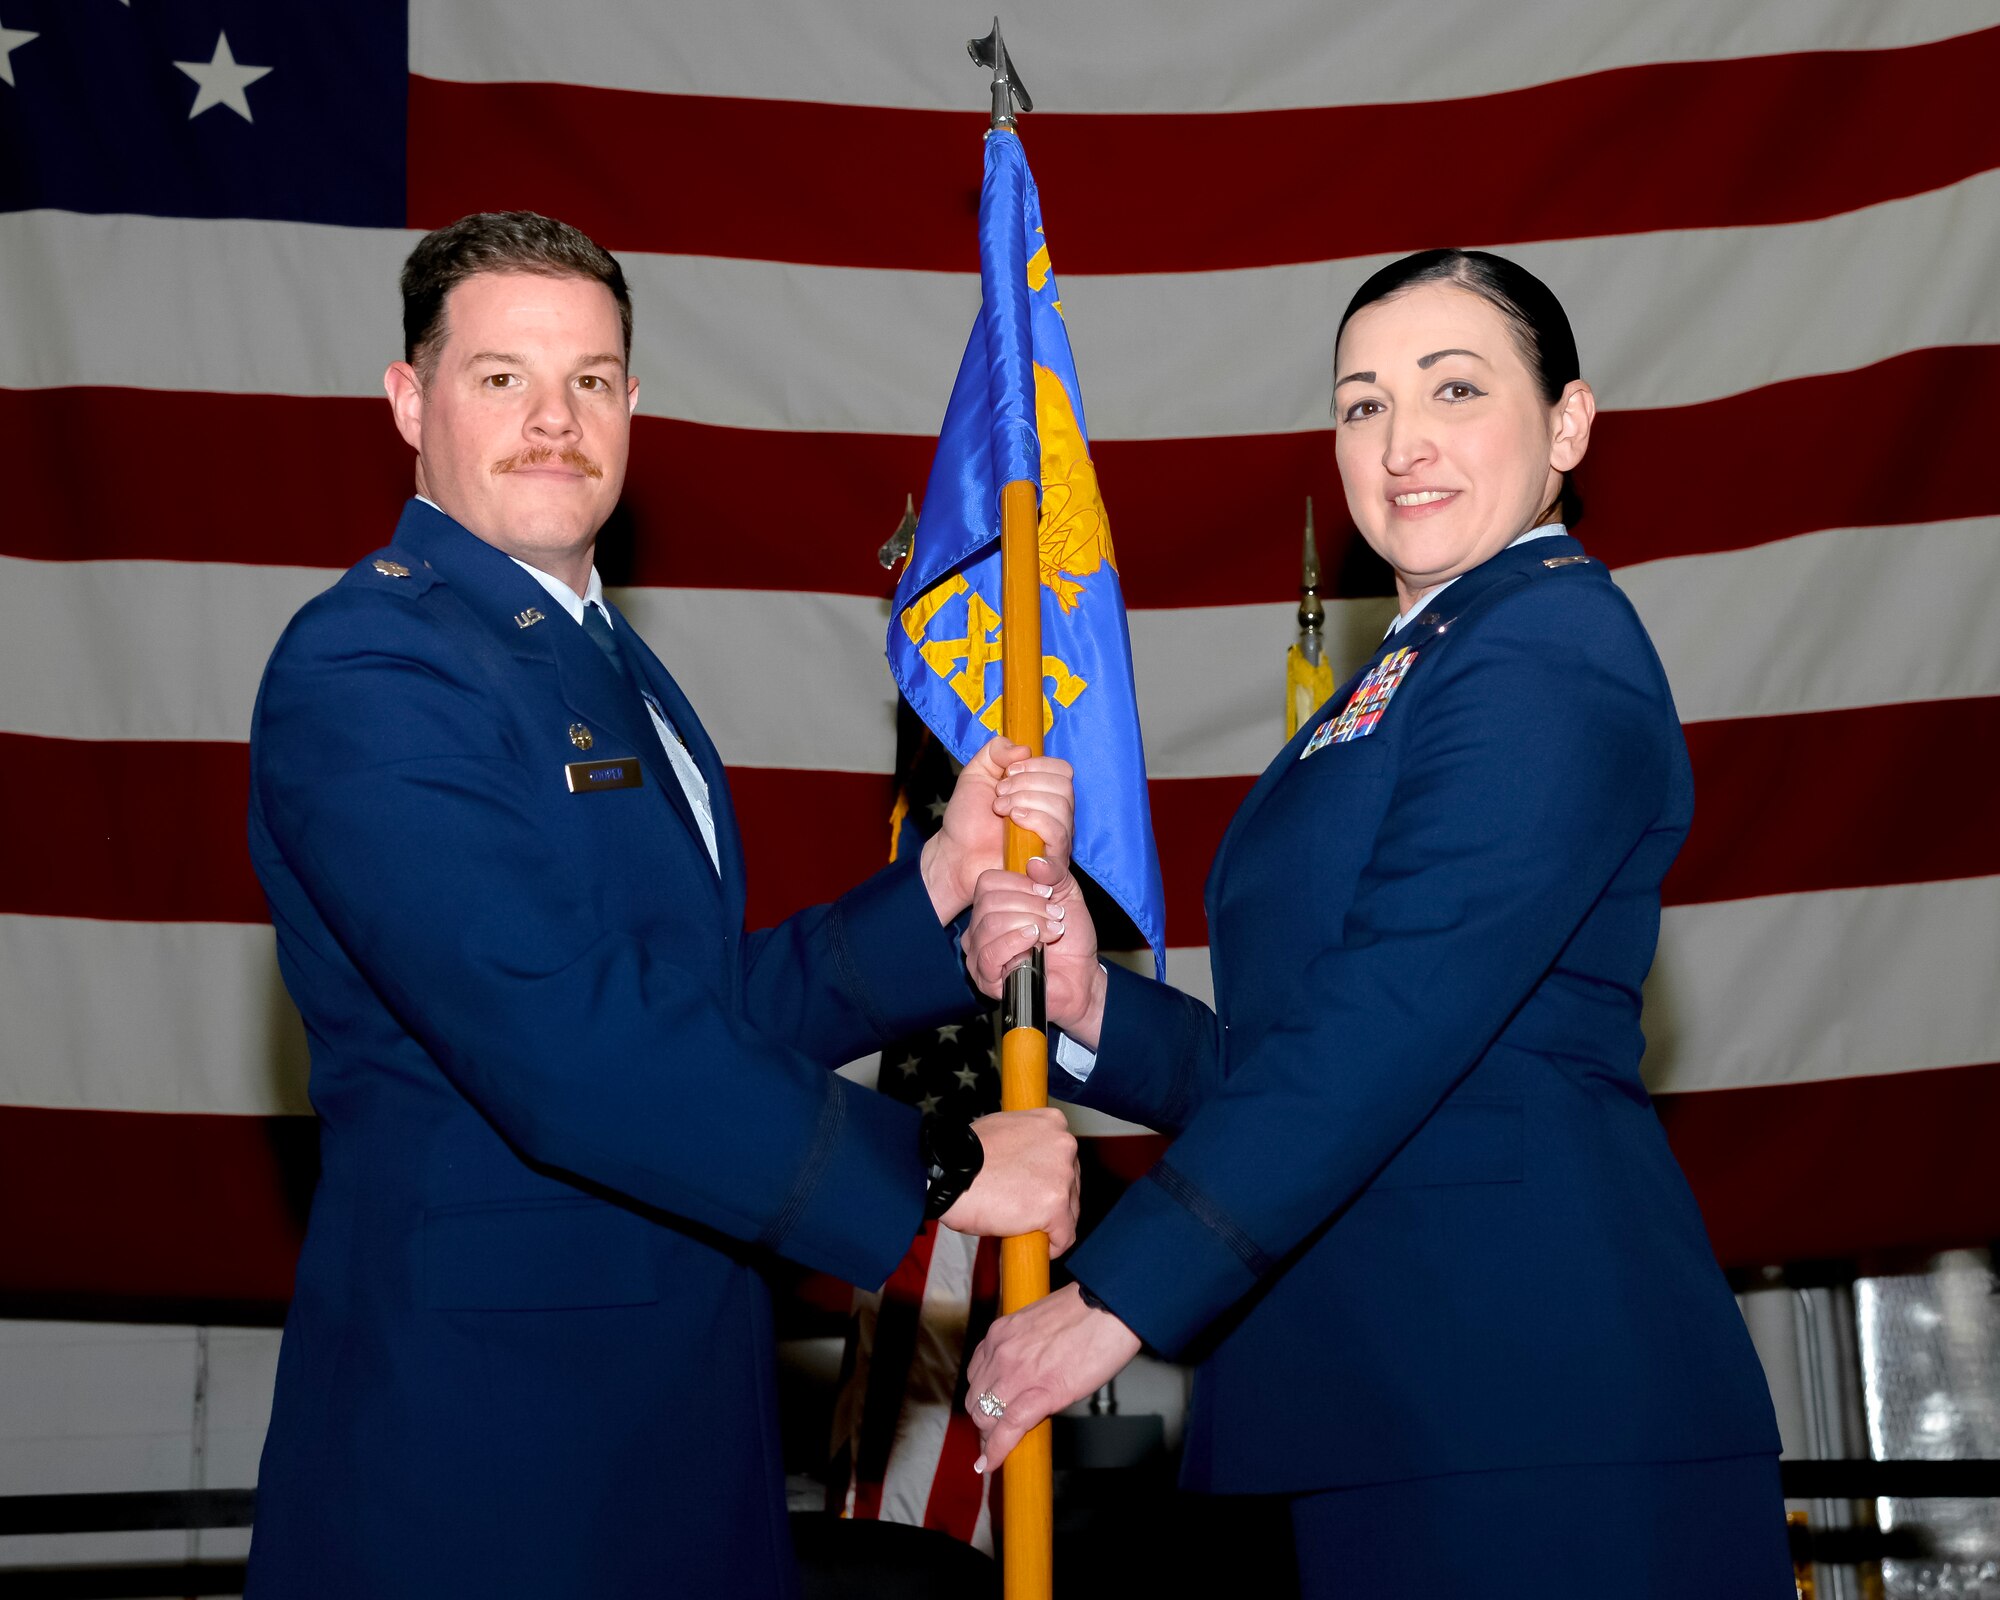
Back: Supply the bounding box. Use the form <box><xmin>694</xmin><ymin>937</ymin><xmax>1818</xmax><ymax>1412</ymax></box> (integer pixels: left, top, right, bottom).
<box><xmin>400</xmin><ymin>211</ymin><xmax>633</xmax><ymax>380</ymax></box>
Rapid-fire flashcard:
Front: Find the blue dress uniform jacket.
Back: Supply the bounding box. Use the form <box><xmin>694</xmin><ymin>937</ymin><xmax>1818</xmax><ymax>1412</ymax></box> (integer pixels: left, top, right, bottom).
<box><xmin>1062</xmin><ymin>533</ymin><xmax>1780</xmax><ymax>1495</ymax></box>
<box><xmin>244</xmin><ymin>500</ymin><xmax>974</xmax><ymax>1598</ymax></box>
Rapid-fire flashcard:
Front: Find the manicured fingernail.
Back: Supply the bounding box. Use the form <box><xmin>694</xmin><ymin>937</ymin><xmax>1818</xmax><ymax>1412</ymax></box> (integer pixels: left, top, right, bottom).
<box><xmin>1050</xmin><ymin>903</ymin><xmax>1065</xmax><ymax>921</ymax></box>
<box><xmin>1035</xmin><ymin>883</ymin><xmax>1054</xmax><ymax>899</ymax></box>
<box><xmin>974</xmin><ymin>1456</ymin><xmax>987</xmax><ymax>1475</ymax></box>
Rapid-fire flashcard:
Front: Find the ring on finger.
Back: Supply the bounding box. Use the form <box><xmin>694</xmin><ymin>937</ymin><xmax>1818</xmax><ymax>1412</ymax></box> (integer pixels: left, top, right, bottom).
<box><xmin>976</xmin><ymin>1390</ymin><xmax>1007</xmax><ymax>1420</ymax></box>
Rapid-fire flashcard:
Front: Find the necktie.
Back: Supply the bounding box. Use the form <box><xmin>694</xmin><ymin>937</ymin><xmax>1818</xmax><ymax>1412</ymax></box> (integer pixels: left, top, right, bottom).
<box><xmin>581</xmin><ymin>601</ymin><xmax>682</xmax><ymax>745</ymax></box>
<box><xmin>580</xmin><ymin>600</ymin><xmax>632</xmax><ymax>685</ymax></box>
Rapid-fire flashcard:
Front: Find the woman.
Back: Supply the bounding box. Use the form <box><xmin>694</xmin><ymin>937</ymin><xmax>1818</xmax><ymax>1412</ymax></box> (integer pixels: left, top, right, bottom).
<box><xmin>960</xmin><ymin>250</ymin><xmax>1791</xmax><ymax>1597</ymax></box>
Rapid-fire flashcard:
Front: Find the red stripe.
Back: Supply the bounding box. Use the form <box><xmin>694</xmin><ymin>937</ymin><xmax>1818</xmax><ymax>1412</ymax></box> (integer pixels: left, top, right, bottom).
<box><xmin>729</xmin><ymin>767</ymin><xmax>897</xmax><ymax>929</ymax></box>
<box><xmin>11</xmin><ymin>699</ymin><xmax>1996</xmax><ymax>932</ymax></box>
<box><xmin>1080</xmin><ymin>1063</ymin><xmax>2000</xmax><ymax>1272</ymax></box>
<box><xmin>10</xmin><ymin>347</ymin><xmax>1996</xmax><ymax>606</ymax></box>
<box><xmin>0</xmin><ymin>737</ymin><xmax>263</xmax><ymax>924</ymax></box>
<box><xmin>0</xmin><ymin>1106</ymin><xmax>311</xmax><ymax>1310</ymax></box>
<box><xmin>0</xmin><ymin>736</ymin><xmax>894</xmax><ymax>929</ymax></box>
<box><xmin>1668</xmin><ymin>700</ymin><xmax>2000</xmax><ymax>907</ymax></box>
<box><xmin>9</xmin><ymin>1061</ymin><xmax>1999</xmax><ymax>1305</ymax></box>
<box><xmin>407</xmin><ymin>32</ymin><xmax>2000</xmax><ymax>274</ymax></box>
<box><xmin>1657</xmin><ymin>1061</ymin><xmax>2000</xmax><ymax>1267</ymax></box>
<box><xmin>1146</xmin><ymin>698</ymin><xmax>2000</xmax><ymax>942</ymax></box>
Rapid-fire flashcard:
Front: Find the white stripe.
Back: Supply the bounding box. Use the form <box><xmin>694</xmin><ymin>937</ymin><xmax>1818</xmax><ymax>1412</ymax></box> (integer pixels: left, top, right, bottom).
<box><xmin>832</xmin><ymin>1226</ymin><xmax>981</xmax><ymax>1541</ymax></box>
<box><xmin>1063</xmin><ymin>174</ymin><xmax>2000</xmax><ymax>436</ymax></box>
<box><xmin>5</xmin><ymin>172</ymin><xmax>1997</xmax><ymax>436</ymax></box>
<box><xmin>11</xmin><ymin>878</ymin><xmax>1995</xmax><ymax>1114</ymax></box>
<box><xmin>0</xmin><ymin>559</ymin><xmax>332</xmax><ymax>745</ymax></box>
<box><xmin>0</xmin><ymin>916</ymin><xmax>309</xmax><ymax>1116</ymax></box>
<box><xmin>1166</xmin><ymin>882</ymin><xmax>2000</xmax><ymax>1096</ymax></box>
<box><xmin>885</xmin><ymin>1225</ymin><xmax>987</xmax><ymax>1543</ymax></box>
<box><xmin>1619</xmin><ymin>518</ymin><xmax>2000</xmax><ymax>727</ymax></box>
<box><xmin>410</xmin><ymin>0</ymin><xmax>2000</xmax><ymax>112</ymax></box>
<box><xmin>6</xmin><ymin>518</ymin><xmax>1996</xmax><ymax>769</ymax></box>
<box><xmin>1643</xmin><ymin>876</ymin><xmax>2000</xmax><ymax>1093</ymax></box>
<box><xmin>1130</xmin><ymin>518</ymin><xmax>2000</xmax><ymax>775</ymax></box>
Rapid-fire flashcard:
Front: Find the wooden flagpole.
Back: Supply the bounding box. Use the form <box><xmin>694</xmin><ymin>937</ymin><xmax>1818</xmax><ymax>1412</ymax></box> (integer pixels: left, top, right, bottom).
<box><xmin>970</xmin><ymin>24</ymin><xmax>1053</xmax><ymax>1593</ymax></box>
<box><xmin>996</xmin><ymin>477</ymin><xmax>1053</xmax><ymax>1600</ymax></box>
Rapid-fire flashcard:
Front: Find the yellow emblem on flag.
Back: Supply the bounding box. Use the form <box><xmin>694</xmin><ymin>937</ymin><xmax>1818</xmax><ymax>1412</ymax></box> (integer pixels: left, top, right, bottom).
<box><xmin>1033</xmin><ymin>362</ymin><xmax>1116</xmax><ymax>614</ymax></box>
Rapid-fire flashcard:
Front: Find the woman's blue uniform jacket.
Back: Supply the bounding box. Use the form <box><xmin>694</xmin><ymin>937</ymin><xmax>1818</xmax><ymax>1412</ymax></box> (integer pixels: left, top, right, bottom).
<box><xmin>243</xmin><ymin>500</ymin><xmax>975</xmax><ymax>1598</ymax></box>
<box><xmin>1061</xmin><ymin>532</ymin><xmax>1781</xmax><ymax>1495</ymax></box>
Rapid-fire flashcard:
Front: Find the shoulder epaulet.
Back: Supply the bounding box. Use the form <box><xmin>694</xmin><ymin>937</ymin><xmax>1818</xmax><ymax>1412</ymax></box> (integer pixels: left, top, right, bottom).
<box><xmin>339</xmin><ymin>548</ymin><xmax>441</xmax><ymax>598</ymax></box>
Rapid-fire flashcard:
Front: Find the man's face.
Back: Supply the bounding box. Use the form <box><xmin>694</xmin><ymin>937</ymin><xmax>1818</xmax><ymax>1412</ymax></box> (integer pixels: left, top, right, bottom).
<box><xmin>385</xmin><ymin>271</ymin><xmax>639</xmax><ymax>576</ymax></box>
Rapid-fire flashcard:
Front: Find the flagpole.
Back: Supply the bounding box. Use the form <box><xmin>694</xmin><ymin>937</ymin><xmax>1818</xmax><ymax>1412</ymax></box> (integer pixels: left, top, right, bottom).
<box><xmin>970</xmin><ymin>22</ymin><xmax>1055</xmax><ymax>1599</ymax></box>
<box><xmin>996</xmin><ymin>477</ymin><xmax>1054</xmax><ymax>1599</ymax></box>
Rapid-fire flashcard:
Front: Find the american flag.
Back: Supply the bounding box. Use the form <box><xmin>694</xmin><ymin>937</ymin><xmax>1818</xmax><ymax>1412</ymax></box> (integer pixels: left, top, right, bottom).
<box><xmin>829</xmin><ymin>706</ymin><xmax>1003</xmax><ymax>1547</ymax></box>
<box><xmin>2</xmin><ymin>0</ymin><xmax>1997</xmax><ymax>1435</ymax></box>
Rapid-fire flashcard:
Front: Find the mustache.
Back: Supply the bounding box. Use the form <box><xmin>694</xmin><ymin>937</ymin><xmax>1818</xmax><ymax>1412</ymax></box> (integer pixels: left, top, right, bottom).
<box><xmin>491</xmin><ymin>446</ymin><xmax>605</xmax><ymax>480</ymax></box>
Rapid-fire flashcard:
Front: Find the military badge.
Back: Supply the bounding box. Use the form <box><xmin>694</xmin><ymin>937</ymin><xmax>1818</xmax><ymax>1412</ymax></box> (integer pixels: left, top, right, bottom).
<box><xmin>1300</xmin><ymin>647</ymin><xmax>1419</xmax><ymax>757</ymax></box>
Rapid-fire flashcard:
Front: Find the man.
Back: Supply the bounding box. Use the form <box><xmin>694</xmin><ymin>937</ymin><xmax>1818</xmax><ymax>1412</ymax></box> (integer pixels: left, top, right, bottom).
<box><xmin>244</xmin><ymin>211</ymin><xmax>1079</xmax><ymax>1599</ymax></box>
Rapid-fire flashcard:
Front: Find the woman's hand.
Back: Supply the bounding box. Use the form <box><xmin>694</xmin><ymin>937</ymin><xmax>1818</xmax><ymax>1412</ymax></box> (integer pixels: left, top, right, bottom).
<box><xmin>920</xmin><ymin>738</ymin><xmax>1075</xmax><ymax>923</ymax></box>
<box><xmin>963</xmin><ymin>1283</ymin><xmax>1142</xmax><ymax>1473</ymax></box>
<box><xmin>963</xmin><ymin>856</ymin><xmax>1107</xmax><ymax>1048</ymax></box>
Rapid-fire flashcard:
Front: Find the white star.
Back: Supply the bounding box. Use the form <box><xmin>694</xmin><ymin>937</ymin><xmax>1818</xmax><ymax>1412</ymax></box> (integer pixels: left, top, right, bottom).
<box><xmin>917</xmin><ymin>1093</ymin><xmax>941</xmax><ymax>1115</ymax></box>
<box><xmin>953</xmin><ymin>1065</ymin><xmax>981</xmax><ymax>1090</ymax></box>
<box><xmin>928</xmin><ymin>798</ymin><xmax>948</xmax><ymax>820</ymax></box>
<box><xmin>894</xmin><ymin>1056</ymin><xmax>920</xmax><ymax>1079</ymax></box>
<box><xmin>0</xmin><ymin>23</ymin><xmax>38</xmax><ymax>87</ymax></box>
<box><xmin>174</xmin><ymin>30</ymin><xmax>271</xmax><ymax>122</ymax></box>
<box><xmin>936</xmin><ymin>1024</ymin><xmax>962</xmax><ymax>1043</ymax></box>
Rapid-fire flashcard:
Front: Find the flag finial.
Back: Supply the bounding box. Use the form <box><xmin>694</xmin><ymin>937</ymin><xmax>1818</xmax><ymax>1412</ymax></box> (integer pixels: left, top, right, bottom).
<box><xmin>968</xmin><ymin>19</ymin><xmax>1032</xmax><ymax>129</ymax></box>
<box><xmin>1297</xmin><ymin>496</ymin><xmax>1324</xmax><ymax>668</ymax></box>
<box><xmin>878</xmin><ymin>493</ymin><xmax>917</xmax><ymax>570</ymax></box>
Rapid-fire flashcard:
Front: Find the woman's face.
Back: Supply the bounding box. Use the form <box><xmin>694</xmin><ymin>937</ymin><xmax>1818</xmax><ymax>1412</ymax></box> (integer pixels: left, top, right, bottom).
<box><xmin>1333</xmin><ymin>282</ymin><xmax>1592</xmax><ymax>609</ymax></box>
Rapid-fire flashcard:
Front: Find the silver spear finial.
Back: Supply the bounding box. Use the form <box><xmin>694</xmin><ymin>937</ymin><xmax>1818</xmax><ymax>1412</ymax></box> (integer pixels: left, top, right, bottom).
<box><xmin>968</xmin><ymin>19</ymin><xmax>1033</xmax><ymax>129</ymax></box>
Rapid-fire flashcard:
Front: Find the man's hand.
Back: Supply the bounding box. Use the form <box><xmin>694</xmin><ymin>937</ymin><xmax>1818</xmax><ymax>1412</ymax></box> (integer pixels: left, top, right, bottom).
<box><xmin>964</xmin><ymin>1282</ymin><xmax>1143</xmax><ymax>1472</ymax></box>
<box><xmin>920</xmin><ymin>738</ymin><xmax>1075</xmax><ymax>923</ymax></box>
<box><xmin>963</xmin><ymin>856</ymin><xmax>1108</xmax><ymax>1049</ymax></box>
<box><xmin>939</xmin><ymin>1108</ymin><xmax>1081</xmax><ymax>1257</ymax></box>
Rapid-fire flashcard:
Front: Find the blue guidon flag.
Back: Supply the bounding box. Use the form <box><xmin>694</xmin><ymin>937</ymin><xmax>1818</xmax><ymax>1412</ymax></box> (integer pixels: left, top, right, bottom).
<box><xmin>888</xmin><ymin>128</ymin><xmax>1166</xmax><ymax>976</ymax></box>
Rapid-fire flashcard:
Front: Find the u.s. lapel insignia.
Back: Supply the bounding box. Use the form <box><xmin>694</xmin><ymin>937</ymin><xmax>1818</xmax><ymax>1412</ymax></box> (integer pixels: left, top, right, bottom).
<box><xmin>568</xmin><ymin>723</ymin><xmax>594</xmax><ymax>751</ymax></box>
<box><xmin>514</xmin><ymin>606</ymin><xmax>546</xmax><ymax>629</ymax></box>
<box><xmin>372</xmin><ymin>558</ymin><xmax>410</xmax><ymax>578</ymax></box>
<box><xmin>1300</xmin><ymin>646</ymin><xmax>1420</xmax><ymax>757</ymax></box>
